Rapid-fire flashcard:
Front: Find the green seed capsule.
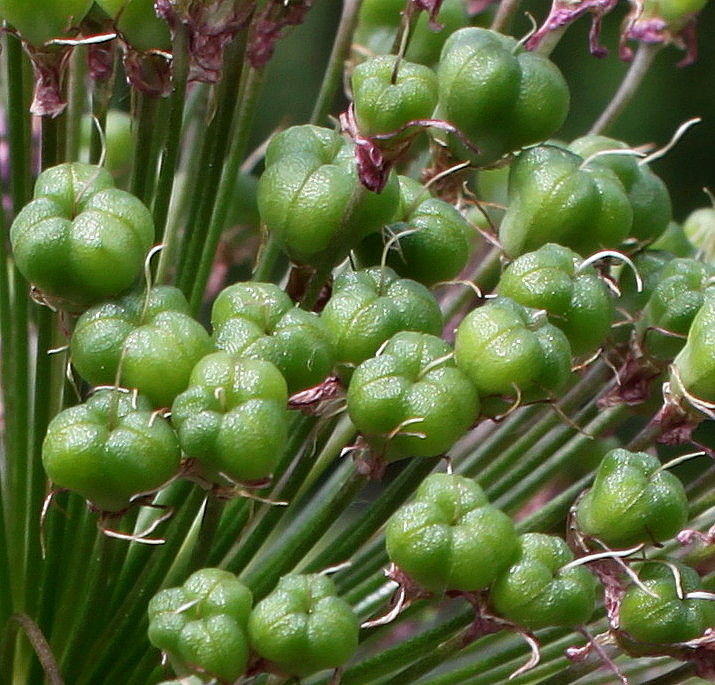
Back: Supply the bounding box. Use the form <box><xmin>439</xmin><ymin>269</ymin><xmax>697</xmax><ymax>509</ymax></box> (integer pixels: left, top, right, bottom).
<box><xmin>497</xmin><ymin>243</ymin><xmax>615</xmax><ymax>356</ymax></box>
<box><xmin>490</xmin><ymin>533</ymin><xmax>596</xmax><ymax>631</ymax></box>
<box><xmin>42</xmin><ymin>389</ymin><xmax>180</xmax><ymax>512</ymax></box>
<box><xmin>498</xmin><ymin>145</ymin><xmax>633</xmax><ymax>258</ymax></box>
<box><xmin>321</xmin><ymin>266</ymin><xmax>443</xmax><ymax>378</ymax></box>
<box><xmin>171</xmin><ymin>353</ymin><xmax>288</xmax><ymax>483</ymax></box>
<box><xmin>257</xmin><ymin>125</ymin><xmax>399</xmax><ymax>267</ymax></box>
<box><xmin>354</xmin><ymin>176</ymin><xmax>472</xmax><ymax>286</ymax></box>
<box><xmin>671</xmin><ymin>292</ymin><xmax>715</xmax><ymax>403</ymax></box>
<box><xmin>248</xmin><ymin>574</ymin><xmax>359</xmax><ymax>677</ymax></box>
<box><xmin>635</xmin><ymin>258</ymin><xmax>715</xmax><ymax>361</ymax></box>
<box><xmin>454</xmin><ymin>297</ymin><xmax>572</xmax><ymax>405</ymax></box>
<box><xmin>148</xmin><ymin>568</ymin><xmax>253</xmax><ymax>682</ymax></box>
<box><xmin>212</xmin><ymin>281</ymin><xmax>334</xmax><ymax>393</ymax></box>
<box><xmin>95</xmin><ymin>0</ymin><xmax>171</xmax><ymax>51</ymax></box>
<box><xmin>568</xmin><ymin>134</ymin><xmax>672</xmax><ymax>245</ymax></box>
<box><xmin>575</xmin><ymin>448</ymin><xmax>688</xmax><ymax>548</ymax></box>
<box><xmin>619</xmin><ymin>562</ymin><xmax>715</xmax><ymax>648</ymax></box>
<box><xmin>354</xmin><ymin>0</ymin><xmax>473</xmax><ymax>66</ymax></box>
<box><xmin>0</xmin><ymin>0</ymin><xmax>93</xmax><ymax>46</ymax></box>
<box><xmin>351</xmin><ymin>55</ymin><xmax>438</xmax><ymax>140</ymax></box>
<box><xmin>347</xmin><ymin>332</ymin><xmax>479</xmax><ymax>461</ymax></box>
<box><xmin>385</xmin><ymin>473</ymin><xmax>518</xmax><ymax>593</ymax></box>
<box><xmin>71</xmin><ymin>286</ymin><xmax>212</xmax><ymax>408</ymax></box>
<box><xmin>436</xmin><ymin>28</ymin><xmax>569</xmax><ymax>166</ymax></box>
<box><xmin>10</xmin><ymin>162</ymin><xmax>154</xmax><ymax>310</ymax></box>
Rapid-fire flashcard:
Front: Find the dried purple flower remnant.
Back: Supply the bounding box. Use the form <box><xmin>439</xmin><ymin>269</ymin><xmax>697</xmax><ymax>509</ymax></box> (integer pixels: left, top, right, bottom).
<box><xmin>526</xmin><ymin>0</ymin><xmax>619</xmax><ymax>57</ymax></box>
<box><xmin>620</xmin><ymin>1</ymin><xmax>701</xmax><ymax>65</ymax></box>
<box><xmin>247</xmin><ymin>0</ymin><xmax>313</xmax><ymax>69</ymax></box>
<box><xmin>156</xmin><ymin>0</ymin><xmax>256</xmax><ymax>83</ymax></box>
<box><xmin>412</xmin><ymin>0</ymin><xmax>445</xmax><ymax>30</ymax></box>
<box><xmin>26</xmin><ymin>46</ymin><xmax>74</xmax><ymax>117</ymax></box>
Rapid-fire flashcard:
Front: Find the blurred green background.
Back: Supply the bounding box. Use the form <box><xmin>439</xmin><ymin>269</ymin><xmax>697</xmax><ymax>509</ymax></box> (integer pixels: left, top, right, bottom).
<box><xmin>256</xmin><ymin>0</ymin><xmax>715</xmax><ymax>220</ymax></box>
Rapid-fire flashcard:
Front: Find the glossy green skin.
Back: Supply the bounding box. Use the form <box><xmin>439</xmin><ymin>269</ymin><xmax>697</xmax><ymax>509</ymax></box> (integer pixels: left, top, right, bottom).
<box><xmin>498</xmin><ymin>244</ymin><xmax>615</xmax><ymax>356</ymax></box>
<box><xmin>248</xmin><ymin>574</ymin><xmax>359</xmax><ymax>677</ymax></box>
<box><xmin>490</xmin><ymin>533</ymin><xmax>596</xmax><ymax>630</ymax></box>
<box><xmin>347</xmin><ymin>332</ymin><xmax>479</xmax><ymax>461</ymax></box>
<box><xmin>576</xmin><ymin>449</ymin><xmax>688</xmax><ymax>548</ymax></box>
<box><xmin>71</xmin><ymin>286</ymin><xmax>212</xmax><ymax>408</ymax></box>
<box><xmin>171</xmin><ymin>354</ymin><xmax>288</xmax><ymax>483</ymax></box>
<box><xmin>321</xmin><ymin>267</ymin><xmax>443</xmax><ymax>377</ymax></box>
<box><xmin>636</xmin><ymin>258</ymin><xmax>715</xmax><ymax>360</ymax></box>
<box><xmin>42</xmin><ymin>390</ymin><xmax>180</xmax><ymax>512</ymax></box>
<box><xmin>436</xmin><ymin>28</ymin><xmax>569</xmax><ymax>166</ymax></box>
<box><xmin>95</xmin><ymin>0</ymin><xmax>171</xmax><ymax>51</ymax></box>
<box><xmin>672</xmin><ymin>293</ymin><xmax>715</xmax><ymax>403</ymax></box>
<box><xmin>643</xmin><ymin>0</ymin><xmax>709</xmax><ymax>21</ymax></box>
<box><xmin>0</xmin><ymin>0</ymin><xmax>93</xmax><ymax>45</ymax></box>
<box><xmin>10</xmin><ymin>163</ymin><xmax>154</xmax><ymax>310</ymax></box>
<box><xmin>454</xmin><ymin>297</ymin><xmax>572</xmax><ymax>402</ymax></box>
<box><xmin>148</xmin><ymin>568</ymin><xmax>253</xmax><ymax>682</ymax></box>
<box><xmin>569</xmin><ymin>135</ymin><xmax>672</xmax><ymax>245</ymax></box>
<box><xmin>257</xmin><ymin>125</ymin><xmax>399</xmax><ymax>266</ymax></box>
<box><xmin>619</xmin><ymin>562</ymin><xmax>715</xmax><ymax>647</ymax></box>
<box><xmin>211</xmin><ymin>282</ymin><xmax>334</xmax><ymax>393</ymax></box>
<box><xmin>618</xmin><ymin>250</ymin><xmax>674</xmax><ymax>317</ymax></box>
<box><xmin>499</xmin><ymin>145</ymin><xmax>633</xmax><ymax>258</ymax></box>
<box><xmin>352</xmin><ymin>56</ymin><xmax>438</xmax><ymax>140</ymax></box>
<box><xmin>355</xmin><ymin>176</ymin><xmax>472</xmax><ymax>286</ymax></box>
<box><xmin>386</xmin><ymin>473</ymin><xmax>518</xmax><ymax>593</ymax></box>
<box><xmin>651</xmin><ymin>221</ymin><xmax>697</xmax><ymax>258</ymax></box>
<box><xmin>683</xmin><ymin>207</ymin><xmax>715</xmax><ymax>264</ymax></box>
<box><xmin>354</xmin><ymin>0</ymin><xmax>474</xmax><ymax>66</ymax></box>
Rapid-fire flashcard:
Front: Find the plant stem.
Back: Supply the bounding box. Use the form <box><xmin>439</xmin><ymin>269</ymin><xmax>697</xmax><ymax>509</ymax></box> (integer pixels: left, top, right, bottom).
<box><xmin>152</xmin><ymin>24</ymin><xmax>190</xmax><ymax>247</ymax></box>
<box><xmin>189</xmin><ymin>65</ymin><xmax>265</xmax><ymax>314</ymax></box>
<box><xmin>129</xmin><ymin>92</ymin><xmax>160</xmax><ymax>205</ymax></box>
<box><xmin>495</xmin><ymin>404</ymin><xmax>628</xmax><ymax>513</ymax></box>
<box><xmin>310</xmin><ymin>0</ymin><xmax>363</xmax><ymax>126</ymax></box>
<box><xmin>490</xmin><ymin>0</ymin><xmax>522</xmax><ymax>33</ymax></box>
<box><xmin>241</xmin><ymin>463</ymin><xmax>367</xmax><ymax>599</ymax></box>
<box><xmin>589</xmin><ymin>43</ymin><xmax>662</xmax><ymax>136</ymax></box>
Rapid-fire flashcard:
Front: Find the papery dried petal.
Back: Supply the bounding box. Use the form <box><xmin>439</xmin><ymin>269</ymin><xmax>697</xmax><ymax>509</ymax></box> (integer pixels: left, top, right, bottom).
<box><xmin>28</xmin><ymin>46</ymin><xmax>74</xmax><ymax>117</ymax></box>
<box><xmin>526</xmin><ymin>0</ymin><xmax>619</xmax><ymax>57</ymax></box>
<box><xmin>246</xmin><ymin>0</ymin><xmax>313</xmax><ymax>69</ymax></box>
<box><xmin>156</xmin><ymin>0</ymin><xmax>256</xmax><ymax>83</ymax></box>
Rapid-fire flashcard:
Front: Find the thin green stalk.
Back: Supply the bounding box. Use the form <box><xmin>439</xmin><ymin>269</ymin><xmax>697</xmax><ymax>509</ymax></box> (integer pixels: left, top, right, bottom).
<box><xmin>172</xmin><ymin>35</ymin><xmax>245</xmax><ymax>284</ymax></box>
<box><xmin>152</xmin><ymin>23</ymin><xmax>190</xmax><ymax>246</ymax></box>
<box><xmin>209</xmin><ymin>413</ymin><xmax>318</xmax><ymax>567</ymax></box>
<box><xmin>303</xmin><ymin>457</ymin><xmax>440</xmax><ymax>574</ymax></box>
<box><xmin>75</xmin><ymin>488</ymin><xmax>206</xmax><ymax>685</ymax></box>
<box><xmin>64</xmin><ymin>46</ymin><xmax>86</xmax><ymax>162</ymax></box>
<box><xmin>338</xmin><ymin>610</ymin><xmax>473</xmax><ymax>685</ymax></box>
<box><xmin>589</xmin><ymin>42</ymin><xmax>662</xmax><ymax>136</ymax></box>
<box><xmin>189</xmin><ymin>65</ymin><xmax>265</xmax><ymax>314</ymax></box>
<box><xmin>155</xmin><ymin>82</ymin><xmax>212</xmax><ymax>285</ymax></box>
<box><xmin>187</xmin><ymin>494</ymin><xmax>224</xmax><ymax>574</ymax></box>
<box><xmin>129</xmin><ymin>92</ymin><xmax>160</xmax><ymax>205</ymax></box>
<box><xmin>241</xmin><ymin>463</ymin><xmax>367</xmax><ymax>599</ymax></box>
<box><xmin>467</xmin><ymin>362</ymin><xmax>610</xmax><ymax>488</ymax></box>
<box><xmin>58</xmin><ymin>531</ymin><xmax>116</xmax><ymax>679</ymax></box>
<box><xmin>337</xmin><ymin>535</ymin><xmax>388</xmax><ymax>599</ymax></box>
<box><xmin>495</xmin><ymin>404</ymin><xmax>629</xmax><ymax>513</ymax></box>
<box><xmin>310</xmin><ymin>0</ymin><xmax>363</xmax><ymax>126</ymax></box>
<box><xmin>490</xmin><ymin>0</ymin><xmax>522</xmax><ymax>33</ymax></box>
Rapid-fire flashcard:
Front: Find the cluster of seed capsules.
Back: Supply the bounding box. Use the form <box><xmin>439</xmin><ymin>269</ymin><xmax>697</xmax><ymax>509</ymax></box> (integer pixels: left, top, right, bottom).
<box><xmin>7</xmin><ymin>1</ymin><xmax>715</xmax><ymax>682</ymax></box>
